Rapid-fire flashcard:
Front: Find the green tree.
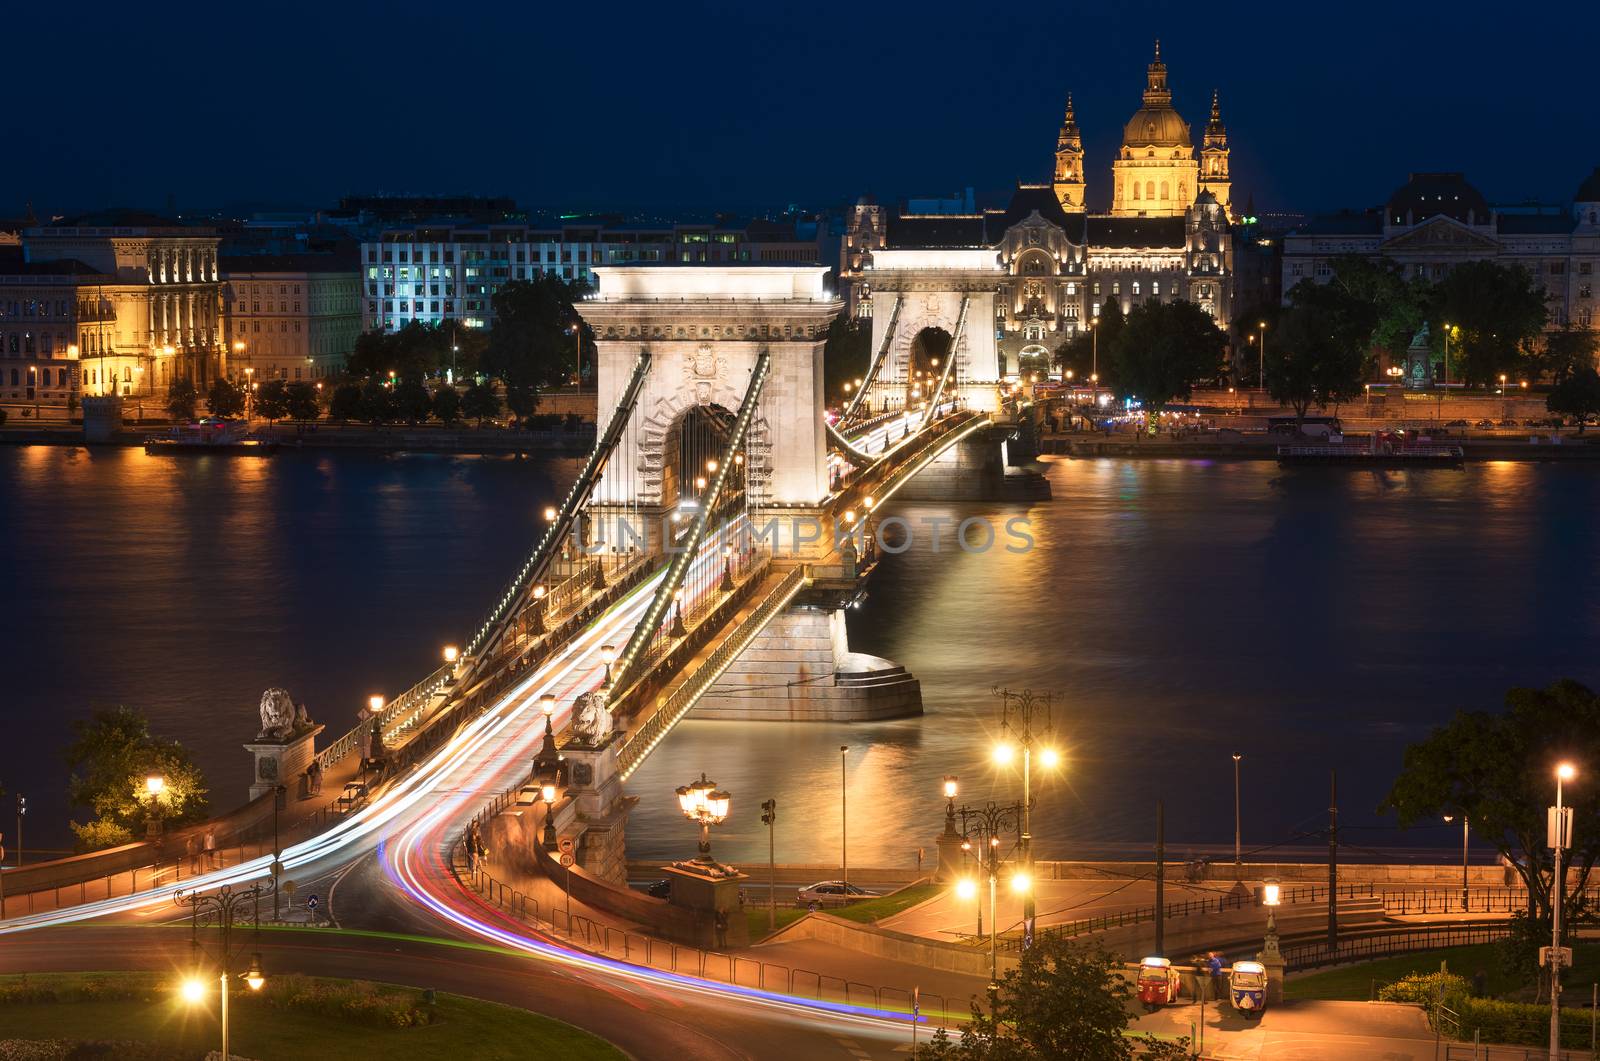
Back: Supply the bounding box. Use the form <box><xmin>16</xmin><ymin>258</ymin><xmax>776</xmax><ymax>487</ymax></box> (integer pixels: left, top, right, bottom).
<box><xmin>822</xmin><ymin>311</ymin><xmax>873</xmax><ymax>402</ymax></box>
<box><xmin>1536</xmin><ymin>325</ymin><xmax>1600</xmax><ymax>385</ymax></box>
<box><xmin>432</xmin><ymin>384</ymin><xmax>462</xmax><ymax>424</ymax></box>
<box><xmin>1433</xmin><ymin>261</ymin><xmax>1548</xmax><ymax>387</ymax></box>
<box><xmin>1107</xmin><ymin>299</ymin><xmax>1226</xmax><ymax>426</ymax></box>
<box><xmin>481</xmin><ymin>275</ymin><xmax>587</xmax><ymax>415</ymax></box>
<box><xmin>357</xmin><ymin>378</ymin><xmax>394</xmax><ymax>424</ymax></box>
<box><xmin>393</xmin><ymin>378</ymin><xmax>433</xmax><ymax>424</ymax></box>
<box><xmin>165</xmin><ymin>378</ymin><xmax>198</xmax><ymax>421</ymax></box>
<box><xmin>347</xmin><ymin>322</ymin><xmax>450</xmax><ymax>381</ymax></box>
<box><xmin>254</xmin><ymin>379</ymin><xmax>289</xmax><ymax>424</ymax></box>
<box><xmin>462</xmin><ymin>380</ymin><xmax>502</xmax><ymax>426</ymax></box>
<box><xmin>1054</xmin><ymin>299</ymin><xmax>1125</xmax><ymax>386</ymax></box>
<box><xmin>64</xmin><ymin>706</ymin><xmax>209</xmax><ymax>851</ymax></box>
<box><xmin>1264</xmin><ymin>303</ymin><xmax>1366</xmax><ymax>427</ymax></box>
<box><xmin>284</xmin><ymin>381</ymin><xmax>321</xmax><ymax>422</ymax></box>
<box><xmin>914</xmin><ymin>936</ymin><xmax>1187</xmax><ymax>1060</ymax></box>
<box><xmin>328</xmin><ymin>382</ymin><xmax>362</xmax><ymax>422</ymax></box>
<box><xmin>1547</xmin><ymin>367</ymin><xmax>1600</xmax><ymax>432</ymax></box>
<box><xmin>1382</xmin><ymin>679</ymin><xmax>1600</xmax><ymax>922</ymax></box>
<box><xmin>1317</xmin><ymin>256</ymin><xmax>1432</xmax><ymax>365</ymax></box>
<box><xmin>206</xmin><ymin>377</ymin><xmax>245</xmax><ymax>419</ymax></box>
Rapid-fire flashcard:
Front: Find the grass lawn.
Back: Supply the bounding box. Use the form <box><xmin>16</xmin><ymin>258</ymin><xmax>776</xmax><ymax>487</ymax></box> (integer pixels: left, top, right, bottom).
<box><xmin>1286</xmin><ymin>943</ymin><xmax>1600</xmax><ymax>1003</ymax></box>
<box><xmin>744</xmin><ymin>883</ymin><xmax>942</xmax><ymax>942</ymax></box>
<box><xmin>0</xmin><ymin>973</ymin><xmax>624</xmax><ymax>1061</ymax></box>
<box><xmin>832</xmin><ymin>883</ymin><xmax>941</xmax><ymax>925</ymax></box>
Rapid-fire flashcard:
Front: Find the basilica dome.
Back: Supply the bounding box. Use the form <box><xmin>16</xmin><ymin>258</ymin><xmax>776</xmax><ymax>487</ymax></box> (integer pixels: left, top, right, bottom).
<box><xmin>1121</xmin><ymin>41</ymin><xmax>1192</xmax><ymax>150</ymax></box>
<box><xmin>1123</xmin><ymin>107</ymin><xmax>1192</xmax><ymax>149</ymax></box>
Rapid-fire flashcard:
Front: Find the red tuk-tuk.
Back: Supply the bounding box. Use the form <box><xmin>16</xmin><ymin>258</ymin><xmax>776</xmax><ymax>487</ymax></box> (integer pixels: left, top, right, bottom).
<box><xmin>1136</xmin><ymin>956</ymin><xmax>1180</xmax><ymax>1011</ymax></box>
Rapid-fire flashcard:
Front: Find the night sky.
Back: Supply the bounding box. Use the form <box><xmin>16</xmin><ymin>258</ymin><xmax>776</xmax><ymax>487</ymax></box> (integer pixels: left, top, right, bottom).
<box><xmin>6</xmin><ymin>0</ymin><xmax>1597</xmax><ymax>219</ymax></box>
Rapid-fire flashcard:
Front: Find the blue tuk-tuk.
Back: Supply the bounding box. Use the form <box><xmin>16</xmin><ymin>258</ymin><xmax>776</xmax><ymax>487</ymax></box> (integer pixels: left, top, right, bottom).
<box><xmin>1229</xmin><ymin>960</ymin><xmax>1267</xmax><ymax>1017</ymax></box>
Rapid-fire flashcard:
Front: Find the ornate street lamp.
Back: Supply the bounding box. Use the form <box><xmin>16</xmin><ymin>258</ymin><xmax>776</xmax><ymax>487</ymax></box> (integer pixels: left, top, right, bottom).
<box><xmin>174</xmin><ymin>882</ymin><xmax>270</xmax><ymax>1061</ymax></box>
<box><xmin>675</xmin><ymin>772</ymin><xmax>731</xmax><ymax>866</ymax></box>
<box><xmin>145</xmin><ymin>775</ymin><xmax>166</xmax><ymax>840</ymax></box>
<box><xmin>942</xmin><ymin>776</ymin><xmax>959</xmax><ymax>835</ymax></box>
<box><xmin>532</xmin><ymin>694</ymin><xmax>567</xmax><ymax>849</ymax></box>
<box><xmin>600</xmin><ymin>644</ymin><xmax>616</xmax><ymax>686</ymax></box>
<box><xmin>670</xmin><ymin>588</ymin><xmax>688</xmax><ymax>638</ymax></box>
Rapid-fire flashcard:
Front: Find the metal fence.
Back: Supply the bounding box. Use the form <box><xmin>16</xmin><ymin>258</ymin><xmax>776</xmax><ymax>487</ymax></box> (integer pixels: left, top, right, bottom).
<box><xmin>1282</xmin><ymin>922</ymin><xmax>1509</xmax><ymax>971</ymax></box>
<box><xmin>1036</xmin><ymin>881</ymin><xmax>1376</xmax><ymax>944</ymax></box>
<box><xmin>458</xmin><ymin>846</ymin><xmax>965</xmax><ymax>1030</ymax></box>
<box><xmin>1382</xmin><ymin>886</ymin><xmax>1600</xmax><ymax>916</ymax></box>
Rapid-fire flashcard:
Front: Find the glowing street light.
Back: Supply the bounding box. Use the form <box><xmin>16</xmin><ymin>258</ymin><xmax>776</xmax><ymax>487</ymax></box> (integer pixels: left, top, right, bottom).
<box><xmin>442</xmin><ymin>645</ymin><xmax>459</xmax><ymax>664</ymax></box>
<box><xmin>600</xmin><ymin>644</ymin><xmax>616</xmax><ymax>686</ymax></box>
<box><xmin>1010</xmin><ymin>871</ymin><xmax>1032</xmax><ymax>895</ymax></box>
<box><xmin>675</xmin><ymin>772</ymin><xmax>731</xmax><ymax>866</ymax></box>
<box><xmin>180</xmin><ymin>977</ymin><xmax>206</xmax><ymax>1004</ymax></box>
<box><xmin>367</xmin><ymin>694</ymin><xmax>385</xmax><ymax>716</ymax></box>
<box><xmin>955</xmin><ymin>877</ymin><xmax>978</xmax><ymax>900</ymax></box>
<box><xmin>992</xmin><ymin>743</ymin><xmax>1016</xmax><ymax>766</ymax></box>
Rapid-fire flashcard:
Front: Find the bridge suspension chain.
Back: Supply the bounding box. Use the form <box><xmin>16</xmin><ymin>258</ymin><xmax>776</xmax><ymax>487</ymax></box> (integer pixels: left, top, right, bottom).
<box><xmin>458</xmin><ymin>350</ymin><xmax>653</xmax><ymax>677</ymax></box>
<box><xmin>920</xmin><ymin>296</ymin><xmax>968</xmax><ymax>427</ymax></box>
<box><xmin>838</xmin><ymin>295</ymin><xmax>901</xmax><ymax>430</ymax></box>
<box><xmin>608</xmin><ymin>349</ymin><xmax>771</xmax><ymax>699</ymax></box>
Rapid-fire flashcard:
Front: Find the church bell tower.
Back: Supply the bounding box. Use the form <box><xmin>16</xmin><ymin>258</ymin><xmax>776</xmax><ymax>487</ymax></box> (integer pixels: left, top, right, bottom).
<box><xmin>1052</xmin><ymin>94</ymin><xmax>1086</xmax><ymax>211</ymax></box>
<box><xmin>1199</xmin><ymin>90</ymin><xmax>1232</xmax><ymax>219</ymax></box>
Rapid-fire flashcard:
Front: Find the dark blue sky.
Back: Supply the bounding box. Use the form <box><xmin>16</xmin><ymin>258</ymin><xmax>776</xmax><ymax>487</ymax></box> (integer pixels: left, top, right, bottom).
<box><xmin>7</xmin><ymin>0</ymin><xmax>1597</xmax><ymax>219</ymax></box>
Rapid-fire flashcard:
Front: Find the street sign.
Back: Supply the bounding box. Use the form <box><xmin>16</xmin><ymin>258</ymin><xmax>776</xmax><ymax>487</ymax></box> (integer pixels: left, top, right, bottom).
<box><xmin>1549</xmin><ymin>806</ymin><xmax>1574</xmax><ymax>850</ymax></box>
<box><xmin>307</xmin><ymin>894</ymin><xmax>319</xmax><ymax>912</ymax></box>
<box><xmin>1541</xmin><ymin>946</ymin><xmax>1573</xmax><ymax>968</ymax></box>
<box><xmin>559</xmin><ymin>853</ymin><xmax>575</xmax><ymax>867</ymax></box>
<box><xmin>558</xmin><ymin>836</ymin><xmax>575</xmax><ymax>855</ymax></box>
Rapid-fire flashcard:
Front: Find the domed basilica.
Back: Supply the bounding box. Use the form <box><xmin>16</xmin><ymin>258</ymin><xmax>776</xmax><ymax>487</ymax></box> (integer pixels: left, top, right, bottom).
<box><xmin>842</xmin><ymin>42</ymin><xmax>1237</xmax><ymax>379</ymax></box>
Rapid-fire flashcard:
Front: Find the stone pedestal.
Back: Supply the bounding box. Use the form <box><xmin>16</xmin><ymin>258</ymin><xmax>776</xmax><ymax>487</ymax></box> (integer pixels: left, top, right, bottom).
<box><xmin>562</xmin><ymin>733</ymin><xmax>636</xmax><ymax>886</ymax></box>
<box><xmin>243</xmin><ymin>725</ymin><xmax>322</xmax><ymax>802</ymax></box>
<box><xmin>935</xmin><ymin>825</ymin><xmax>967</xmax><ymax>883</ymax></box>
<box><xmin>1258</xmin><ymin>929</ymin><xmax>1285</xmax><ymax>1004</ymax></box>
<box><xmin>81</xmin><ymin>396</ymin><xmax>123</xmax><ymax>443</ymax></box>
<box><xmin>664</xmin><ymin>862</ymin><xmax>750</xmax><ymax>950</ymax></box>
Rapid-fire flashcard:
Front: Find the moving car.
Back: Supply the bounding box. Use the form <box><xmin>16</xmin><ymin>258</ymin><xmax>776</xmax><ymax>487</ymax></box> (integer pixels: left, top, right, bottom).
<box><xmin>795</xmin><ymin>881</ymin><xmax>880</xmax><ymax>907</ymax></box>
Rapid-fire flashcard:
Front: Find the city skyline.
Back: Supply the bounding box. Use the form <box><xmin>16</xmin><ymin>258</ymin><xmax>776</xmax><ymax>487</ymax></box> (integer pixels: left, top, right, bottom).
<box><xmin>4</xmin><ymin>0</ymin><xmax>1596</xmax><ymax>219</ymax></box>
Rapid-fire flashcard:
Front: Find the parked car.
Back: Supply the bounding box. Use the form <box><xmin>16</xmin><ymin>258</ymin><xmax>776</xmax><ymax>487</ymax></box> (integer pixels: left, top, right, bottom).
<box><xmin>1475</xmin><ymin>419</ymin><xmax>1496</xmax><ymax>429</ymax></box>
<box><xmin>795</xmin><ymin>881</ymin><xmax>880</xmax><ymax>907</ymax></box>
<box><xmin>1446</xmin><ymin>419</ymin><xmax>1469</xmax><ymax>428</ymax></box>
<box><xmin>1498</xmin><ymin>419</ymin><xmax>1521</xmax><ymax>428</ymax></box>
<box><xmin>644</xmin><ymin>879</ymin><xmax>671</xmax><ymax>899</ymax></box>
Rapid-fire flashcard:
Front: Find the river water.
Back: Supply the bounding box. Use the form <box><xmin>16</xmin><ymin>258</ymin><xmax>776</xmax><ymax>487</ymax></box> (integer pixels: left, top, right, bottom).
<box><xmin>5</xmin><ymin>447</ymin><xmax>1599</xmax><ymax>867</ymax></box>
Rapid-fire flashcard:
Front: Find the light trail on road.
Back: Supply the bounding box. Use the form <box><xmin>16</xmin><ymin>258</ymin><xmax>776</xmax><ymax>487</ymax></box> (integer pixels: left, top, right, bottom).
<box><xmin>0</xmin><ymin>525</ymin><xmax>924</xmax><ymax>1044</ymax></box>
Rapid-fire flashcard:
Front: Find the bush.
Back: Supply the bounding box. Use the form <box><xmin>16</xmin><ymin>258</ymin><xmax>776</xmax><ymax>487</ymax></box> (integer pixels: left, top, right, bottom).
<box><xmin>1378</xmin><ymin>971</ymin><xmax>1469</xmax><ymax>1008</ymax></box>
<box><xmin>260</xmin><ymin>974</ymin><xmax>433</xmax><ymax>1029</ymax></box>
<box><xmin>1457</xmin><ymin>996</ymin><xmax>1596</xmax><ymax>1049</ymax></box>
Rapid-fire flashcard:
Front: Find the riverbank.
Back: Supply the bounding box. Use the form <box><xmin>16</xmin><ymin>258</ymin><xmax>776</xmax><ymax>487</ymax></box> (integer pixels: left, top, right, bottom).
<box><xmin>0</xmin><ymin>421</ymin><xmax>596</xmax><ymax>455</ymax></box>
<box><xmin>1045</xmin><ymin>433</ymin><xmax>1600</xmax><ymax>461</ymax></box>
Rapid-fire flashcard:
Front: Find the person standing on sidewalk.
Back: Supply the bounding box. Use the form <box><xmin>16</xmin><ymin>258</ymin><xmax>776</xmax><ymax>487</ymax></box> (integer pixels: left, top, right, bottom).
<box><xmin>185</xmin><ymin>834</ymin><xmax>199</xmax><ymax>874</ymax></box>
<box><xmin>202</xmin><ymin>828</ymin><xmax>216</xmax><ymax>870</ymax></box>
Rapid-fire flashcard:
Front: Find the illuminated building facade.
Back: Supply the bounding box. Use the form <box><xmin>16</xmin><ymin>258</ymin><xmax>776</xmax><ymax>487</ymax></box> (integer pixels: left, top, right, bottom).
<box><xmin>362</xmin><ymin>219</ymin><xmax>827</xmax><ymax>333</ymax></box>
<box><xmin>9</xmin><ymin>212</ymin><xmax>226</xmax><ymax>398</ymax></box>
<box><xmin>1282</xmin><ymin>170</ymin><xmax>1600</xmax><ymax>336</ymax></box>
<box><xmin>222</xmin><ymin>253</ymin><xmax>361</xmax><ymax>382</ymax></box>
<box><xmin>848</xmin><ymin>42</ymin><xmax>1235</xmax><ymax>376</ymax></box>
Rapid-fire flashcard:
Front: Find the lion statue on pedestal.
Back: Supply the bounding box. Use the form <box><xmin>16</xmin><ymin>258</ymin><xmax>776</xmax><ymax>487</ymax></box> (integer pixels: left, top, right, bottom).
<box><xmin>257</xmin><ymin>688</ymin><xmax>313</xmax><ymax>741</ymax></box>
<box><xmin>569</xmin><ymin>690</ymin><xmax>614</xmax><ymax>746</ymax></box>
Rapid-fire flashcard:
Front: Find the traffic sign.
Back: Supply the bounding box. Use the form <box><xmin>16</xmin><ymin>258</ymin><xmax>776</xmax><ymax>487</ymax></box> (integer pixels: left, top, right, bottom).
<box><xmin>558</xmin><ymin>836</ymin><xmax>575</xmax><ymax>855</ymax></box>
<box><xmin>1541</xmin><ymin>946</ymin><xmax>1573</xmax><ymax>968</ymax></box>
<box><xmin>559</xmin><ymin>853</ymin><xmax>575</xmax><ymax>867</ymax></box>
<box><xmin>307</xmin><ymin>893</ymin><xmax>319</xmax><ymax>911</ymax></box>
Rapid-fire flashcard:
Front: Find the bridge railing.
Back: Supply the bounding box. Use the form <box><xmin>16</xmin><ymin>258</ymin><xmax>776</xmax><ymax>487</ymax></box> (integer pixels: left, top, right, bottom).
<box><xmin>617</xmin><ymin>563</ymin><xmax>805</xmax><ymax>780</ymax></box>
<box><xmin>316</xmin><ymin>661</ymin><xmax>454</xmax><ymax>773</ymax></box>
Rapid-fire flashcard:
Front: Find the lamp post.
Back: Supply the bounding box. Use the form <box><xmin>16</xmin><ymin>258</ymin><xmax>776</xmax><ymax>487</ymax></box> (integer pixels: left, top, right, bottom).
<box><xmin>942</xmin><ymin>776</ymin><xmax>959</xmax><ymax>836</ymax></box>
<box><xmin>14</xmin><ymin>794</ymin><xmax>24</xmax><ymax>869</ymax></box>
<box><xmin>1257</xmin><ymin>321</ymin><xmax>1269</xmax><ymax>394</ymax></box>
<box><xmin>1550</xmin><ymin>762</ymin><xmax>1576</xmax><ymax>1061</ymax></box>
<box><xmin>1442</xmin><ymin>323</ymin><xmax>1452</xmax><ymax>391</ymax></box>
<box><xmin>956</xmin><ymin>801</ymin><xmax>1025</xmax><ymax>984</ymax></box>
<box><xmin>675</xmin><ymin>773</ymin><xmax>731</xmax><ymax>866</ymax></box>
<box><xmin>1261</xmin><ymin>875</ymin><xmax>1282</xmax><ymax>960</ymax></box>
<box><xmin>840</xmin><ymin>746</ymin><xmax>850</xmax><ymax>891</ymax></box>
<box><xmin>993</xmin><ymin>688</ymin><xmax>1058</xmax><ymax>948</ymax></box>
<box><xmin>1443</xmin><ymin>814</ymin><xmax>1469</xmax><ymax>911</ymax></box>
<box><xmin>175</xmin><ymin>882</ymin><xmax>269</xmax><ymax>1061</ymax></box>
<box><xmin>145</xmin><ymin>775</ymin><xmax>166</xmax><ymax>840</ymax></box>
<box><xmin>569</xmin><ymin>322</ymin><xmax>582</xmax><ymax>390</ymax></box>
<box><xmin>600</xmin><ymin>644</ymin><xmax>616</xmax><ymax>687</ymax></box>
<box><xmin>533</xmin><ymin>694</ymin><xmax>567</xmax><ymax>849</ymax></box>
<box><xmin>1233</xmin><ymin>753</ymin><xmax>1243</xmax><ymax>865</ymax></box>
<box><xmin>1499</xmin><ymin>373</ymin><xmax>1509</xmax><ymax>418</ymax></box>
<box><xmin>1089</xmin><ymin>318</ymin><xmax>1099</xmax><ymax>409</ymax></box>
